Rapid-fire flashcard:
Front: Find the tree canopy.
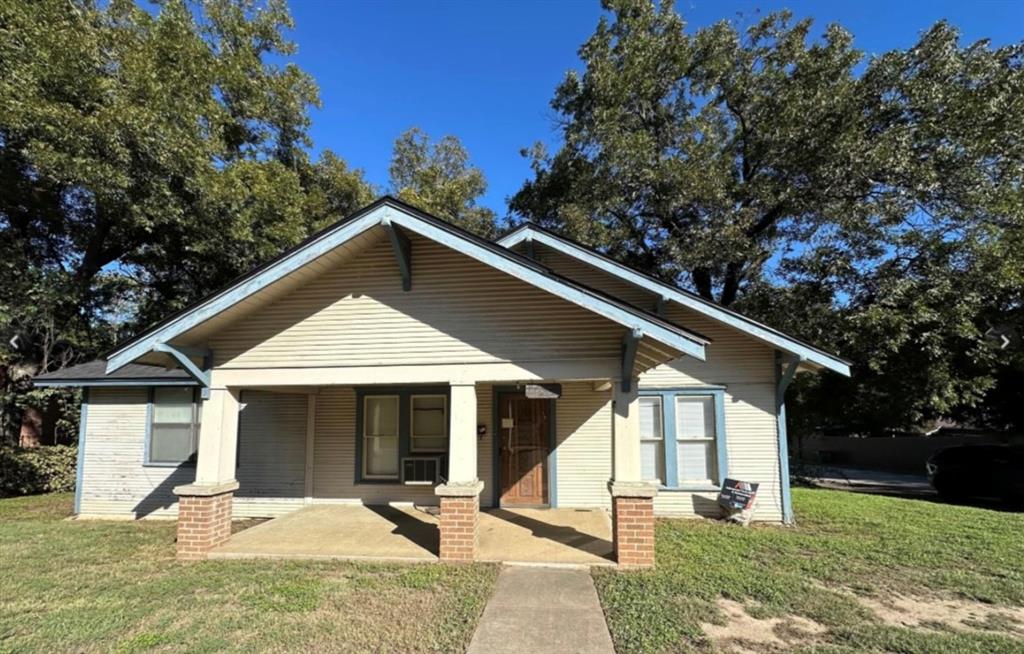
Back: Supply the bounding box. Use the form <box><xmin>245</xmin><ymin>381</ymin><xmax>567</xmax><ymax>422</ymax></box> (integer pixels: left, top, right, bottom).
<box><xmin>389</xmin><ymin>128</ymin><xmax>497</xmax><ymax>238</ymax></box>
<box><xmin>512</xmin><ymin>0</ymin><xmax>1024</xmax><ymax>434</ymax></box>
<box><xmin>0</xmin><ymin>0</ymin><xmax>373</xmax><ymax>440</ymax></box>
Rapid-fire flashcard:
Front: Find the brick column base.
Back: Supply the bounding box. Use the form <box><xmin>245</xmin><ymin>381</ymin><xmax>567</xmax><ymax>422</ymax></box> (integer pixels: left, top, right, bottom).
<box><xmin>610</xmin><ymin>481</ymin><xmax>658</xmax><ymax>569</ymax></box>
<box><xmin>435</xmin><ymin>480</ymin><xmax>484</xmax><ymax>562</ymax></box>
<box><xmin>173</xmin><ymin>481</ymin><xmax>239</xmax><ymax>561</ymax></box>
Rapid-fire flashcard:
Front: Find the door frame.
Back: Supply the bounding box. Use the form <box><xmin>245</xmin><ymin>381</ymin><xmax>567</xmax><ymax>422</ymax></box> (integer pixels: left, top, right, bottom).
<box><xmin>491</xmin><ymin>386</ymin><xmax>558</xmax><ymax>508</ymax></box>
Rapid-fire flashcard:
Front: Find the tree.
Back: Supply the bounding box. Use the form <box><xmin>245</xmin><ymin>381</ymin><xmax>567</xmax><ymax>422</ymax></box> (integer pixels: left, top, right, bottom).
<box><xmin>0</xmin><ymin>0</ymin><xmax>372</xmax><ymax>442</ymax></box>
<box><xmin>512</xmin><ymin>0</ymin><xmax>1024</xmax><ymax>433</ymax></box>
<box><xmin>389</xmin><ymin>128</ymin><xmax>497</xmax><ymax>238</ymax></box>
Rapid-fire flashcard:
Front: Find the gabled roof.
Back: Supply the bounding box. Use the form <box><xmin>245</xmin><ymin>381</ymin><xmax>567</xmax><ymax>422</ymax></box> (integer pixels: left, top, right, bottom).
<box><xmin>497</xmin><ymin>223</ymin><xmax>851</xmax><ymax>376</ymax></box>
<box><xmin>106</xmin><ymin>197</ymin><xmax>709</xmax><ymax>373</ymax></box>
<box><xmin>34</xmin><ymin>361</ymin><xmax>196</xmax><ymax>387</ymax></box>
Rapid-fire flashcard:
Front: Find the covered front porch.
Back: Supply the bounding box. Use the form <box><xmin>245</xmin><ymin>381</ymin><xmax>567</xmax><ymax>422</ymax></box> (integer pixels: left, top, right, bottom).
<box><xmin>209</xmin><ymin>504</ymin><xmax>615</xmax><ymax>566</ymax></box>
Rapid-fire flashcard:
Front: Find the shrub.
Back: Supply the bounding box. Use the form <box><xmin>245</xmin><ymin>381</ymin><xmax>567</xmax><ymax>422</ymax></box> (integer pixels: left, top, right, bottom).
<box><xmin>0</xmin><ymin>445</ymin><xmax>78</xmax><ymax>497</ymax></box>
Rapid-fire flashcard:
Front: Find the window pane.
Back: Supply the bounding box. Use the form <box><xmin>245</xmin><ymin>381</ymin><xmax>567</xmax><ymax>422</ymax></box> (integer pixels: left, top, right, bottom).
<box><xmin>641</xmin><ymin>441</ymin><xmax>664</xmax><ymax>483</ymax></box>
<box><xmin>365</xmin><ymin>396</ymin><xmax>398</xmax><ymax>437</ymax></box>
<box><xmin>150</xmin><ymin>424</ymin><xmax>195</xmax><ymax>463</ymax></box>
<box><xmin>365</xmin><ymin>435</ymin><xmax>399</xmax><ymax>476</ymax></box>
<box><xmin>676</xmin><ymin>396</ymin><xmax>715</xmax><ymax>439</ymax></box>
<box><xmin>411</xmin><ymin>396</ymin><xmax>446</xmax><ymax>438</ymax></box>
<box><xmin>639</xmin><ymin>397</ymin><xmax>662</xmax><ymax>440</ymax></box>
<box><xmin>677</xmin><ymin>440</ymin><xmax>716</xmax><ymax>483</ymax></box>
<box><xmin>153</xmin><ymin>387</ymin><xmax>193</xmax><ymax>423</ymax></box>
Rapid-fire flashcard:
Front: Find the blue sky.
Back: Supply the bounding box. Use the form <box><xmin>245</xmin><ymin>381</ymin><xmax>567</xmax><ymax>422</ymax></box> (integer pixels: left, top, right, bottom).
<box><xmin>287</xmin><ymin>0</ymin><xmax>1022</xmax><ymax>220</ymax></box>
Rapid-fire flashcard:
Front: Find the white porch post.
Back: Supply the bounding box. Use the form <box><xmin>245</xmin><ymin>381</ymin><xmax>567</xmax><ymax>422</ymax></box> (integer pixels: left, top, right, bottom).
<box><xmin>610</xmin><ymin>378</ymin><xmax>658</xmax><ymax>568</ymax></box>
<box><xmin>173</xmin><ymin>387</ymin><xmax>241</xmax><ymax>561</ymax></box>
<box><xmin>612</xmin><ymin>381</ymin><xmax>641</xmax><ymax>482</ymax></box>
<box><xmin>435</xmin><ymin>382</ymin><xmax>482</xmax><ymax>562</ymax></box>
<box><xmin>447</xmin><ymin>383</ymin><xmax>478</xmax><ymax>483</ymax></box>
<box><xmin>194</xmin><ymin>387</ymin><xmax>241</xmax><ymax>485</ymax></box>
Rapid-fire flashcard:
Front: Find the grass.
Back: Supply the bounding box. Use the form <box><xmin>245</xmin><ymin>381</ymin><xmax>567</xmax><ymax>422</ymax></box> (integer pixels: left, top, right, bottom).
<box><xmin>0</xmin><ymin>494</ymin><xmax>498</xmax><ymax>653</ymax></box>
<box><xmin>594</xmin><ymin>487</ymin><xmax>1024</xmax><ymax>654</ymax></box>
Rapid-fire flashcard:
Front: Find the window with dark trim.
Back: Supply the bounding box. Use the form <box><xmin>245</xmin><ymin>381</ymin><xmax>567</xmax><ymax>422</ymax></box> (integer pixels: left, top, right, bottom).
<box><xmin>356</xmin><ymin>386</ymin><xmax>449</xmax><ymax>483</ymax></box>
<box><xmin>639</xmin><ymin>388</ymin><xmax>727</xmax><ymax>489</ymax></box>
<box><xmin>146</xmin><ymin>387</ymin><xmax>201</xmax><ymax>466</ymax></box>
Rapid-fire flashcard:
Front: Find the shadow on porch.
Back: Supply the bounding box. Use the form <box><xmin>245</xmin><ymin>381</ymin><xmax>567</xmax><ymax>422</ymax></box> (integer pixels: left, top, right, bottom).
<box><xmin>207</xmin><ymin>504</ymin><xmax>614</xmax><ymax>566</ymax></box>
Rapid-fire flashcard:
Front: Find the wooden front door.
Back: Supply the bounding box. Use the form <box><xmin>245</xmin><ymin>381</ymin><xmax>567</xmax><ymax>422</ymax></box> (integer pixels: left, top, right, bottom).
<box><xmin>499</xmin><ymin>395</ymin><xmax>549</xmax><ymax>506</ymax></box>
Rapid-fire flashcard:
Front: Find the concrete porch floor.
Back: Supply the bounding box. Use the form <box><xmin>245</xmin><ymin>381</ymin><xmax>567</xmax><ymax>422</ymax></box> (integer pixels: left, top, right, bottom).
<box><xmin>209</xmin><ymin>504</ymin><xmax>614</xmax><ymax>566</ymax></box>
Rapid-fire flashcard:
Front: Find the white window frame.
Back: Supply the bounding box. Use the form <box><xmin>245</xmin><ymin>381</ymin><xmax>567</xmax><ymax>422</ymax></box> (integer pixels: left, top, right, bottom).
<box><xmin>638</xmin><ymin>395</ymin><xmax>665</xmax><ymax>484</ymax></box>
<box><xmin>674</xmin><ymin>394</ymin><xmax>719</xmax><ymax>486</ymax></box>
<box><xmin>362</xmin><ymin>394</ymin><xmax>400</xmax><ymax>480</ymax></box>
<box><xmin>409</xmin><ymin>394</ymin><xmax>447</xmax><ymax>453</ymax></box>
<box><xmin>145</xmin><ymin>387</ymin><xmax>200</xmax><ymax>466</ymax></box>
<box><xmin>638</xmin><ymin>388</ymin><xmax>728</xmax><ymax>490</ymax></box>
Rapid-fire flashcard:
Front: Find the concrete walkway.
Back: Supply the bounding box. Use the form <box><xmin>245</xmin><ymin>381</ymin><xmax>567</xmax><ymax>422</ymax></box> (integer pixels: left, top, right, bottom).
<box><xmin>467</xmin><ymin>566</ymin><xmax>615</xmax><ymax>654</ymax></box>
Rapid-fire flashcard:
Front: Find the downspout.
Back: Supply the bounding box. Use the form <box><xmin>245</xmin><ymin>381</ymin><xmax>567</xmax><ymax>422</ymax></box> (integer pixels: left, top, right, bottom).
<box><xmin>775</xmin><ymin>352</ymin><xmax>800</xmax><ymax>524</ymax></box>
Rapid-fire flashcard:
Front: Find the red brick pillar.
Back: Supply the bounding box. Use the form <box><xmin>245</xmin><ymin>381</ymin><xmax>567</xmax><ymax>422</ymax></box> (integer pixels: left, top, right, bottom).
<box><xmin>173</xmin><ymin>481</ymin><xmax>238</xmax><ymax>561</ymax></box>
<box><xmin>609</xmin><ymin>482</ymin><xmax>658</xmax><ymax>569</ymax></box>
<box><xmin>435</xmin><ymin>480</ymin><xmax>484</xmax><ymax>562</ymax></box>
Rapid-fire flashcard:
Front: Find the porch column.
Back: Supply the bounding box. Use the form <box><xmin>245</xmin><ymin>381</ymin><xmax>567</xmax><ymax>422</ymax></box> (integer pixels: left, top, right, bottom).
<box><xmin>173</xmin><ymin>387</ymin><xmax>241</xmax><ymax>561</ymax></box>
<box><xmin>435</xmin><ymin>382</ymin><xmax>482</xmax><ymax>562</ymax></box>
<box><xmin>610</xmin><ymin>379</ymin><xmax>658</xmax><ymax>568</ymax></box>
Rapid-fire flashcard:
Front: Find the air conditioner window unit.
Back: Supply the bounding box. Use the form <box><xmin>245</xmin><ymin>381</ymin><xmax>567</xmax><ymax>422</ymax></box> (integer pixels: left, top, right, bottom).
<box><xmin>402</xmin><ymin>457</ymin><xmax>441</xmax><ymax>485</ymax></box>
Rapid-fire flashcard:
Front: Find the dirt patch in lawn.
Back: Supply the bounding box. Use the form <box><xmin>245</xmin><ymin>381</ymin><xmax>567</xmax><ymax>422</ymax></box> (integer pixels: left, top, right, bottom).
<box><xmin>855</xmin><ymin>593</ymin><xmax>1024</xmax><ymax>637</ymax></box>
<box><xmin>700</xmin><ymin>599</ymin><xmax>827</xmax><ymax>653</ymax></box>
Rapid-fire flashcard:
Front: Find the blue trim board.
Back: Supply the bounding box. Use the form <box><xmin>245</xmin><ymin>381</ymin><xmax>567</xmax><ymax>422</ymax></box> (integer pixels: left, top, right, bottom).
<box><xmin>776</xmin><ymin>353</ymin><xmax>800</xmax><ymax>524</ymax></box>
<box><xmin>354</xmin><ymin>385</ymin><xmax>449</xmax><ymax>485</ymax></box>
<box><xmin>33</xmin><ymin>379</ymin><xmax>198</xmax><ymax>388</ymax></box>
<box><xmin>639</xmin><ymin>387</ymin><xmax>728</xmax><ymax>490</ymax></box>
<box><xmin>74</xmin><ymin>388</ymin><xmax>89</xmax><ymax>515</ymax></box>
<box><xmin>498</xmin><ymin>225</ymin><xmax>851</xmax><ymax>376</ymax></box>
<box><xmin>491</xmin><ymin>386</ymin><xmax>558</xmax><ymax>508</ymax></box>
<box><xmin>107</xmin><ymin>198</ymin><xmax>706</xmax><ymax>375</ymax></box>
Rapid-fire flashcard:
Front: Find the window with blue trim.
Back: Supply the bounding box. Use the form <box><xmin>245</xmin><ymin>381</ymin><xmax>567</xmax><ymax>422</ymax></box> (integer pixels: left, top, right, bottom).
<box><xmin>147</xmin><ymin>387</ymin><xmax>200</xmax><ymax>465</ymax></box>
<box><xmin>356</xmin><ymin>387</ymin><xmax>449</xmax><ymax>483</ymax></box>
<box><xmin>639</xmin><ymin>389</ymin><xmax>727</xmax><ymax>489</ymax></box>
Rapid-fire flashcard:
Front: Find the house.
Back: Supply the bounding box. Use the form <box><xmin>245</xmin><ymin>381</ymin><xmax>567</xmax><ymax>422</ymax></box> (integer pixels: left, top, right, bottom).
<box><xmin>34</xmin><ymin>197</ymin><xmax>850</xmax><ymax>567</ymax></box>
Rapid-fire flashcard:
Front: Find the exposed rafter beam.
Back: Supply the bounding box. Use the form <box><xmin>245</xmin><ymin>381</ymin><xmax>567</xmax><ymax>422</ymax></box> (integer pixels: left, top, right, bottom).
<box><xmin>523</xmin><ymin>236</ymin><xmax>536</xmax><ymax>260</ymax></box>
<box><xmin>654</xmin><ymin>296</ymin><xmax>668</xmax><ymax>317</ymax></box>
<box><xmin>153</xmin><ymin>343</ymin><xmax>211</xmax><ymax>395</ymax></box>
<box><xmin>383</xmin><ymin>220</ymin><xmax>412</xmax><ymax>291</ymax></box>
<box><xmin>620</xmin><ymin>329</ymin><xmax>642</xmax><ymax>392</ymax></box>
<box><xmin>777</xmin><ymin>353</ymin><xmax>800</xmax><ymax>402</ymax></box>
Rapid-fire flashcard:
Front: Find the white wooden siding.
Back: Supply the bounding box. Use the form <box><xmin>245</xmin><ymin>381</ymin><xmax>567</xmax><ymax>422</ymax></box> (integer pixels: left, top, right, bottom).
<box><xmin>208</xmin><ymin>234</ymin><xmax>629</xmax><ymax>370</ymax></box>
<box><xmin>79</xmin><ymin>388</ymin><xmax>185</xmax><ymax>518</ymax></box>
<box><xmin>79</xmin><ymin>388</ymin><xmax>312</xmax><ymax>519</ymax></box>
<box><xmin>554</xmin><ymin>383</ymin><xmax>613</xmax><ymax>508</ymax></box>
<box><xmin>528</xmin><ymin>251</ymin><xmax>785</xmax><ymax>522</ymax></box>
<box><xmin>235</xmin><ymin>390</ymin><xmax>308</xmax><ymax>516</ymax></box>
<box><xmin>312</xmin><ymin>387</ymin><xmax>437</xmax><ymax>504</ymax></box>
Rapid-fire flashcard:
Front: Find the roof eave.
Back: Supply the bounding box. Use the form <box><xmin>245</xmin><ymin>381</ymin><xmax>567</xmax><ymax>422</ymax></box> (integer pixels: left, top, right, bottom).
<box><xmin>498</xmin><ymin>226</ymin><xmax>851</xmax><ymax>377</ymax></box>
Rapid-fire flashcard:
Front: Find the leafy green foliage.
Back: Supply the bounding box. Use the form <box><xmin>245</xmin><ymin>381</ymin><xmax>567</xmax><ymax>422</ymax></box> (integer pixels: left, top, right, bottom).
<box><xmin>0</xmin><ymin>445</ymin><xmax>78</xmax><ymax>496</ymax></box>
<box><xmin>513</xmin><ymin>0</ymin><xmax>1024</xmax><ymax>433</ymax></box>
<box><xmin>0</xmin><ymin>0</ymin><xmax>373</xmax><ymax>442</ymax></box>
<box><xmin>390</xmin><ymin>127</ymin><xmax>497</xmax><ymax>237</ymax></box>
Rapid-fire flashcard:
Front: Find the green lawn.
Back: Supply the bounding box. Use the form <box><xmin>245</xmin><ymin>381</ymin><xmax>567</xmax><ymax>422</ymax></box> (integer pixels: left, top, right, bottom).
<box><xmin>594</xmin><ymin>487</ymin><xmax>1024</xmax><ymax>654</ymax></box>
<box><xmin>0</xmin><ymin>494</ymin><xmax>497</xmax><ymax>653</ymax></box>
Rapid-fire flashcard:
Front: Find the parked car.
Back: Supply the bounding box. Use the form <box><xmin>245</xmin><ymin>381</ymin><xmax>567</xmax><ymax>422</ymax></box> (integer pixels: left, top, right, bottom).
<box><xmin>926</xmin><ymin>445</ymin><xmax>1024</xmax><ymax>504</ymax></box>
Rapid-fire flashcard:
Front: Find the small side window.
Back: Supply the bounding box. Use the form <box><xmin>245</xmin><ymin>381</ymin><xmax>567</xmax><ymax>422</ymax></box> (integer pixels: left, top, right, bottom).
<box><xmin>148</xmin><ymin>387</ymin><xmax>199</xmax><ymax>465</ymax></box>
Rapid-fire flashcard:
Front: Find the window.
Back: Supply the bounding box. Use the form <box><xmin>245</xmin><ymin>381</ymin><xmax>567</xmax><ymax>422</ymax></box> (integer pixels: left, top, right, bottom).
<box><xmin>410</xmin><ymin>395</ymin><xmax>447</xmax><ymax>452</ymax></box>
<box><xmin>147</xmin><ymin>387</ymin><xmax>200</xmax><ymax>465</ymax></box>
<box><xmin>356</xmin><ymin>387</ymin><xmax>449</xmax><ymax>483</ymax></box>
<box><xmin>638</xmin><ymin>396</ymin><xmax>664</xmax><ymax>483</ymax></box>
<box><xmin>638</xmin><ymin>389</ymin><xmax>726</xmax><ymax>488</ymax></box>
<box><xmin>363</xmin><ymin>395</ymin><xmax>400</xmax><ymax>479</ymax></box>
<box><xmin>675</xmin><ymin>395</ymin><xmax>718</xmax><ymax>485</ymax></box>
